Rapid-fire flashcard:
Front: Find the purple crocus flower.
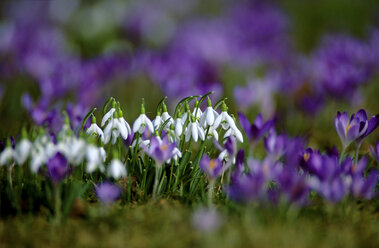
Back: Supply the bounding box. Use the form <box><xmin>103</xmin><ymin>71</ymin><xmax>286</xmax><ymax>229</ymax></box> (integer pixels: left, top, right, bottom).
<box><xmin>47</xmin><ymin>152</ymin><xmax>68</xmax><ymax>183</ymax></box>
<box><xmin>264</xmin><ymin>129</ymin><xmax>286</xmax><ymax>159</ymax></box>
<box><xmin>142</xmin><ymin>136</ymin><xmax>176</xmax><ymax>165</ymax></box>
<box><xmin>199</xmin><ymin>154</ymin><xmax>223</xmax><ymax>180</ymax></box>
<box><xmin>226</xmin><ymin>171</ymin><xmax>265</xmax><ymax>203</ymax></box>
<box><xmin>238</xmin><ymin>112</ymin><xmax>274</xmax><ymax>143</ymax></box>
<box><xmin>95</xmin><ymin>182</ymin><xmax>121</xmax><ymax>204</ymax></box>
<box><xmin>335</xmin><ymin>111</ymin><xmax>368</xmax><ymax>148</ymax></box>
<box><xmin>354</xmin><ymin>109</ymin><xmax>379</xmax><ymax>144</ymax></box>
<box><xmin>277</xmin><ymin>166</ymin><xmax>309</xmax><ymax>206</ymax></box>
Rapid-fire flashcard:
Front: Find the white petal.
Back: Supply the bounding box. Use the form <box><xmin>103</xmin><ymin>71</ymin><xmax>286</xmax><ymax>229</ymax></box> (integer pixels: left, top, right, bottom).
<box><xmin>175</xmin><ymin>119</ymin><xmax>183</xmax><ymax>137</ymax></box>
<box><xmin>101</xmin><ymin>108</ymin><xmax>115</xmax><ymax>127</ymax></box>
<box><xmin>133</xmin><ymin>115</ymin><xmax>143</xmax><ymax>133</ymax></box>
<box><xmin>235</xmin><ymin>128</ymin><xmax>244</xmax><ymax>143</ymax></box>
<box><xmin>213</xmin><ymin>114</ymin><xmax>223</xmax><ymax>129</ymax></box>
<box><xmin>144</xmin><ymin>115</ymin><xmax>154</xmax><ymax>133</ymax></box>
<box><xmin>109</xmin><ymin>159</ymin><xmax>126</xmax><ymax>179</ymax></box>
<box><xmin>185</xmin><ymin>125</ymin><xmax>191</xmax><ymax>142</ymax></box>
<box><xmin>191</xmin><ymin>123</ymin><xmax>198</xmax><ymax>142</ymax></box>
<box><xmin>117</xmin><ymin>118</ymin><xmax>129</xmax><ymax>140</ymax></box>
<box><xmin>153</xmin><ymin>116</ymin><xmax>162</xmax><ymax>130</ymax></box>
<box><xmin>0</xmin><ymin>147</ymin><xmax>14</xmax><ymax>165</ymax></box>
<box><xmin>206</xmin><ymin>107</ymin><xmax>215</xmax><ymax>126</ymax></box>
<box><xmin>104</xmin><ymin>120</ymin><xmax>114</xmax><ymax>144</ymax></box>
<box><xmin>198</xmin><ymin>126</ymin><xmax>205</xmax><ymax>141</ymax></box>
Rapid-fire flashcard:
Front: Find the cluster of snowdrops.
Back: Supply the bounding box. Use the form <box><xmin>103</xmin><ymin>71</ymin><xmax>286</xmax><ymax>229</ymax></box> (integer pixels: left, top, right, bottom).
<box><xmin>1</xmin><ymin>92</ymin><xmax>379</xmax><ymax>221</ymax></box>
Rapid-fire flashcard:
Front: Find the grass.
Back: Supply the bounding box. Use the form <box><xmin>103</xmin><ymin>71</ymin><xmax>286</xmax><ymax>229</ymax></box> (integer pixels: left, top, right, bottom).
<box><xmin>1</xmin><ymin>199</ymin><xmax>379</xmax><ymax>248</ymax></box>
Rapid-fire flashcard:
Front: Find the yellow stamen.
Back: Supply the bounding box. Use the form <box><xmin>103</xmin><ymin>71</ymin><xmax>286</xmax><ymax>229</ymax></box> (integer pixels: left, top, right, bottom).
<box><xmin>303</xmin><ymin>153</ymin><xmax>310</xmax><ymax>162</ymax></box>
<box><xmin>161</xmin><ymin>144</ymin><xmax>168</xmax><ymax>151</ymax></box>
<box><xmin>345</xmin><ymin>122</ymin><xmax>350</xmax><ymax>136</ymax></box>
<box><xmin>210</xmin><ymin>160</ymin><xmax>216</xmax><ymax>170</ymax></box>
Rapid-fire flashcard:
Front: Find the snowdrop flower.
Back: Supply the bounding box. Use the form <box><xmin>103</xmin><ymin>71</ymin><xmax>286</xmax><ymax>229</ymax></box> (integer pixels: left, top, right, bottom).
<box><xmin>14</xmin><ymin>128</ymin><xmax>32</xmax><ymax>165</ymax></box>
<box><xmin>161</xmin><ymin>103</ymin><xmax>174</xmax><ymax>130</ymax></box>
<box><xmin>116</xmin><ymin>109</ymin><xmax>132</xmax><ymax>140</ymax></box>
<box><xmin>30</xmin><ymin>151</ymin><xmax>46</xmax><ymax>172</ymax></box>
<box><xmin>206</xmin><ymin>126</ymin><xmax>219</xmax><ymax>141</ymax></box>
<box><xmin>192</xmin><ymin>99</ymin><xmax>203</xmax><ymax>121</ymax></box>
<box><xmin>104</xmin><ymin>108</ymin><xmax>131</xmax><ymax>145</ymax></box>
<box><xmin>86</xmin><ymin>115</ymin><xmax>104</xmax><ymax>142</ymax></box>
<box><xmin>14</xmin><ymin>139</ymin><xmax>32</xmax><ymax>165</ymax></box>
<box><xmin>0</xmin><ymin>139</ymin><xmax>14</xmax><ymax>166</ymax></box>
<box><xmin>57</xmin><ymin>137</ymin><xmax>86</xmax><ymax>165</ymax></box>
<box><xmin>133</xmin><ymin>99</ymin><xmax>154</xmax><ymax>134</ymax></box>
<box><xmin>169</xmin><ymin>147</ymin><xmax>182</xmax><ymax>163</ymax></box>
<box><xmin>200</xmin><ymin>98</ymin><xmax>219</xmax><ymax>128</ymax></box>
<box><xmin>224</xmin><ymin>127</ymin><xmax>244</xmax><ymax>143</ymax></box>
<box><xmin>108</xmin><ymin>157</ymin><xmax>126</xmax><ymax>179</ymax></box>
<box><xmin>153</xmin><ymin>111</ymin><xmax>162</xmax><ymax>130</ymax></box>
<box><xmin>213</xmin><ymin>102</ymin><xmax>238</xmax><ymax>130</ymax></box>
<box><xmin>185</xmin><ymin>115</ymin><xmax>205</xmax><ymax>142</ymax></box>
<box><xmin>175</xmin><ymin>117</ymin><xmax>183</xmax><ymax>139</ymax></box>
<box><xmin>101</xmin><ymin>99</ymin><xmax>116</xmax><ymax>127</ymax></box>
<box><xmin>86</xmin><ymin>145</ymin><xmax>105</xmax><ymax>173</ymax></box>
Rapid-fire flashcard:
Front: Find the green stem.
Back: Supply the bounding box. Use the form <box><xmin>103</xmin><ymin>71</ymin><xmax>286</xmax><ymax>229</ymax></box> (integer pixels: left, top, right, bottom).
<box><xmin>339</xmin><ymin>145</ymin><xmax>347</xmax><ymax>164</ymax></box>
<box><xmin>54</xmin><ymin>183</ymin><xmax>62</xmax><ymax>225</ymax></box>
<box><xmin>208</xmin><ymin>179</ymin><xmax>215</xmax><ymax>207</ymax></box>
<box><xmin>355</xmin><ymin>141</ymin><xmax>362</xmax><ymax>165</ymax></box>
<box><xmin>152</xmin><ymin>163</ymin><xmax>161</xmax><ymax>201</ymax></box>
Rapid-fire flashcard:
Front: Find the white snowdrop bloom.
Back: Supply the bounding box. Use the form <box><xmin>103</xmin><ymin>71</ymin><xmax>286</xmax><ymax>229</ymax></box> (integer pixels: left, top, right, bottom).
<box><xmin>132</xmin><ymin>139</ymin><xmax>150</xmax><ymax>148</ymax></box>
<box><xmin>100</xmin><ymin>147</ymin><xmax>106</xmax><ymax>162</ymax></box>
<box><xmin>213</xmin><ymin>102</ymin><xmax>237</xmax><ymax>130</ymax></box>
<box><xmin>103</xmin><ymin>118</ymin><xmax>117</xmax><ymax>145</ymax></box>
<box><xmin>161</xmin><ymin>112</ymin><xmax>173</xmax><ymax>130</ymax></box>
<box><xmin>14</xmin><ymin>139</ymin><xmax>32</xmax><ymax>165</ymax></box>
<box><xmin>116</xmin><ymin>115</ymin><xmax>132</xmax><ymax>140</ymax></box>
<box><xmin>199</xmin><ymin>98</ymin><xmax>218</xmax><ymax>128</ymax></box>
<box><xmin>86</xmin><ymin>116</ymin><xmax>104</xmax><ymax>142</ymax></box>
<box><xmin>218</xmin><ymin>149</ymin><xmax>236</xmax><ymax>164</ymax></box>
<box><xmin>133</xmin><ymin>114</ymin><xmax>154</xmax><ymax>134</ymax></box>
<box><xmin>108</xmin><ymin>159</ymin><xmax>126</xmax><ymax>179</ymax></box>
<box><xmin>57</xmin><ymin>137</ymin><xmax>86</xmax><ymax>165</ymax></box>
<box><xmin>153</xmin><ymin>114</ymin><xmax>162</xmax><ymax>130</ymax></box>
<box><xmin>0</xmin><ymin>146</ymin><xmax>14</xmax><ymax>165</ymax></box>
<box><xmin>101</xmin><ymin>100</ymin><xmax>116</xmax><ymax>127</ymax></box>
<box><xmin>180</xmin><ymin>112</ymin><xmax>188</xmax><ymax>124</ymax></box>
<box><xmin>30</xmin><ymin>151</ymin><xmax>46</xmax><ymax>172</ymax></box>
<box><xmin>175</xmin><ymin>118</ymin><xmax>183</xmax><ymax>138</ymax></box>
<box><xmin>133</xmin><ymin>99</ymin><xmax>154</xmax><ymax>134</ymax></box>
<box><xmin>224</xmin><ymin>127</ymin><xmax>244</xmax><ymax>143</ymax></box>
<box><xmin>192</xmin><ymin>108</ymin><xmax>203</xmax><ymax>121</ymax></box>
<box><xmin>86</xmin><ymin>145</ymin><xmax>105</xmax><ymax>173</ymax></box>
<box><xmin>206</xmin><ymin>126</ymin><xmax>219</xmax><ymax>141</ymax></box>
<box><xmin>185</xmin><ymin>117</ymin><xmax>205</xmax><ymax>142</ymax></box>
<box><xmin>171</xmin><ymin>147</ymin><xmax>182</xmax><ymax>162</ymax></box>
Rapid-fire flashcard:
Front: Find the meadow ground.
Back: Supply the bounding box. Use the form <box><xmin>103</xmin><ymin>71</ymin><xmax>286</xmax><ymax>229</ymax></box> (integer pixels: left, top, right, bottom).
<box><xmin>1</xmin><ymin>200</ymin><xmax>379</xmax><ymax>248</ymax></box>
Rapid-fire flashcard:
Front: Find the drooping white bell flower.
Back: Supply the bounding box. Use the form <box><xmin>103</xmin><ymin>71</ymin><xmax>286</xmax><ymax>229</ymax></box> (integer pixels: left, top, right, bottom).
<box><xmin>133</xmin><ymin>99</ymin><xmax>154</xmax><ymax>134</ymax></box>
<box><xmin>108</xmin><ymin>158</ymin><xmax>126</xmax><ymax>179</ymax></box>
<box><xmin>14</xmin><ymin>128</ymin><xmax>32</xmax><ymax>165</ymax></box>
<box><xmin>192</xmin><ymin>99</ymin><xmax>203</xmax><ymax>121</ymax></box>
<box><xmin>86</xmin><ymin>145</ymin><xmax>105</xmax><ymax>173</ymax></box>
<box><xmin>116</xmin><ymin>109</ymin><xmax>132</xmax><ymax>140</ymax></box>
<box><xmin>57</xmin><ymin>137</ymin><xmax>86</xmax><ymax>165</ymax></box>
<box><xmin>86</xmin><ymin>115</ymin><xmax>104</xmax><ymax>142</ymax></box>
<box><xmin>175</xmin><ymin>117</ymin><xmax>183</xmax><ymax>138</ymax></box>
<box><xmin>206</xmin><ymin>126</ymin><xmax>219</xmax><ymax>141</ymax></box>
<box><xmin>224</xmin><ymin>127</ymin><xmax>244</xmax><ymax>143</ymax></box>
<box><xmin>185</xmin><ymin>116</ymin><xmax>205</xmax><ymax>142</ymax></box>
<box><xmin>200</xmin><ymin>98</ymin><xmax>219</xmax><ymax>128</ymax></box>
<box><xmin>101</xmin><ymin>99</ymin><xmax>117</xmax><ymax>127</ymax></box>
<box><xmin>0</xmin><ymin>140</ymin><xmax>14</xmax><ymax>166</ymax></box>
<box><xmin>213</xmin><ymin>102</ymin><xmax>237</xmax><ymax>130</ymax></box>
<box><xmin>153</xmin><ymin>112</ymin><xmax>162</xmax><ymax>130</ymax></box>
